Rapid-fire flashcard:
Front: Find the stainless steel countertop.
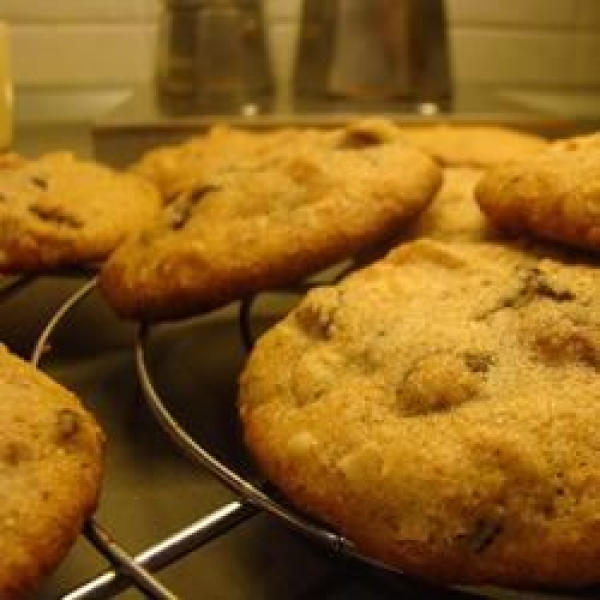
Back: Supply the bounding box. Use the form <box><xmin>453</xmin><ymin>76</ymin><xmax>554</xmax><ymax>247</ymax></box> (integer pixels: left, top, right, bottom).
<box><xmin>92</xmin><ymin>85</ymin><xmax>587</xmax><ymax>168</ymax></box>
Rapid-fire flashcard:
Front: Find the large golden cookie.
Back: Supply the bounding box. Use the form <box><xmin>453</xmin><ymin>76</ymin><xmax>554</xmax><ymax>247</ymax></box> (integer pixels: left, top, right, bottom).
<box><xmin>100</xmin><ymin>122</ymin><xmax>441</xmax><ymax>321</ymax></box>
<box><xmin>240</xmin><ymin>239</ymin><xmax>600</xmax><ymax>588</ymax></box>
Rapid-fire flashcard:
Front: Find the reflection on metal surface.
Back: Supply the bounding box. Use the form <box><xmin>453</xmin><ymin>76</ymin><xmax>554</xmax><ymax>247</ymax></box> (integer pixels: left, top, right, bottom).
<box><xmin>30</xmin><ymin>276</ymin><xmax>98</xmax><ymax>367</ymax></box>
<box><xmin>82</xmin><ymin>517</ymin><xmax>176</xmax><ymax>600</ymax></box>
<box><xmin>64</xmin><ymin>502</ymin><xmax>256</xmax><ymax>600</ymax></box>
<box><xmin>136</xmin><ymin>321</ymin><xmax>353</xmax><ymax>556</ymax></box>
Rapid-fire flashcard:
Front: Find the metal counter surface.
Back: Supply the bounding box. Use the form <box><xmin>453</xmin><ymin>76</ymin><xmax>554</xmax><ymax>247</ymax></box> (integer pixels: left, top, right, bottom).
<box><xmin>92</xmin><ymin>85</ymin><xmax>588</xmax><ymax>168</ymax></box>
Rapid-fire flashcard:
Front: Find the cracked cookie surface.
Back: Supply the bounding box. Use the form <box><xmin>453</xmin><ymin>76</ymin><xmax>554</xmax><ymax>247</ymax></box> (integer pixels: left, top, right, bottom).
<box><xmin>0</xmin><ymin>345</ymin><xmax>104</xmax><ymax>599</ymax></box>
<box><xmin>0</xmin><ymin>152</ymin><xmax>162</xmax><ymax>272</ymax></box>
<box><xmin>239</xmin><ymin>239</ymin><xmax>600</xmax><ymax>588</ymax></box>
<box><xmin>100</xmin><ymin>121</ymin><xmax>441</xmax><ymax>321</ymax></box>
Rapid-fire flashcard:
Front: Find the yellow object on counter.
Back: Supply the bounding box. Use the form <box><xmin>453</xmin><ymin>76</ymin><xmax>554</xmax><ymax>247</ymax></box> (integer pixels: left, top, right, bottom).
<box><xmin>0</xmin><ymin>22</ymin><xmax>12</xmax><ymax>150</ymax></box>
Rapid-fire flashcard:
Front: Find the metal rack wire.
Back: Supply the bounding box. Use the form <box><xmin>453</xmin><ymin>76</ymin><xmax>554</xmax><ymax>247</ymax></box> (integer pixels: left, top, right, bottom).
<box><xmin>0</xmin><ymin>274</ymin><xmax>35</xmax><ymax>301</ymax></box>
<box><xmin>31</xmin><ymin>278</ymin><xmax>180</xmax><ymax>600</ymax></box>
<box><xmin>24</xmin><ymin>275</ymin><xmax>363</xmax><ymax>599</ymax></box>
<box><xmin>26</xmin><ymin>276</ymin><xmax>359</xmax><ymax>599</ymax></box>
<box><xmin>26</xmin><ymin>277</ymin><xmax>345</xmax><ymax>599</ymax></box>
<box><xmin>24</xmin><ymin>275</ymin><xmax>589</xmax><ymax>600</ymax></box>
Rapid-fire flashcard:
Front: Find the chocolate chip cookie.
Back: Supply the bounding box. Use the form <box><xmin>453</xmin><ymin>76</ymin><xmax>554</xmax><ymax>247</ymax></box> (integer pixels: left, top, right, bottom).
<box><xmin>100</xmin><ymin>124</ymin><xmax>441</xmax><ymax>321</ymax></box>
<box><xmin>476</xmin><ymin>132</ymin><xmax>600</xmax><ymax>253</ymax></box>
<box><xmin>240</xmin><ymin>239</ymin><xmax>600</xmax><ymax>588</ymax></box>
<box><xmin>0</xmin><ymin>152</ymin><xmax>162</xmax><ymax>272</ymax></box>
<box><xmin>0</xmin><ymin>345</ymin><xmax>104</xmax><ymax>599</ymax></box>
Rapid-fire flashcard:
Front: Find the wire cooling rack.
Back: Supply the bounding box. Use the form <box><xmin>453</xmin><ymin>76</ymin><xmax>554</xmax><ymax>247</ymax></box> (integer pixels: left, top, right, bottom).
<box><xmin>13</xmin><ymin>275</ymin><xmax>597</xmax><ymax>600</ymax></box>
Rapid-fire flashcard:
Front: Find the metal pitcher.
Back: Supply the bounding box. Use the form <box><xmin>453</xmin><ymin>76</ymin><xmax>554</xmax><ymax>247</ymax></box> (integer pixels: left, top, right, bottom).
<box><xmin>293</xmin><ymin>0</ymin><xmax>452</xmax><ymax>103</ymax></box>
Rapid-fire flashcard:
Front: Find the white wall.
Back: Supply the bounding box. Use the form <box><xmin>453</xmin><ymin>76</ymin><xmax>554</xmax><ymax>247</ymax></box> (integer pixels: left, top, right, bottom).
<box><xmin>1</xmin><ymin>0</ymin><xmax>599</xmax><ymax>90</ymax></box>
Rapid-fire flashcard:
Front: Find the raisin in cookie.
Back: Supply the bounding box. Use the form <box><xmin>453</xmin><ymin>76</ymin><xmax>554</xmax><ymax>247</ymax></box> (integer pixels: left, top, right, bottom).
<box><xmin>476</xmin><ymin>132</ymin><xmax>600</xmax><ymax>253</ymax></box>
<box><xmin>100</xmin><ymin>126</ymin><xmax>441</xmax><ymax>321</ymax></box>
<box><xmin>239</xmin><ymin>239</ymin><xmax>600</xmax><ymax>588</ymax></box>
<box><xmin>0</xmin><ymin>345</ymin><xmax>104</xmax><ymax>599</ymax></box>
<box><xmin>401</xmin><ymin>125</ymin><xmax>547</xmax><ymax>169</ymax></box>
<box><xmin>0</xmin><ymin>152</ymin><xmax>162</xmax><ymax>272</ymax></box>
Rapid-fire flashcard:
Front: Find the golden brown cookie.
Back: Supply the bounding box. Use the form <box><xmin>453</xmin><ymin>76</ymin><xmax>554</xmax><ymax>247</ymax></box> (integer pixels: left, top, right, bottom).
<box><xmin>404</xmin><ymin>167</ymin><xmax>499</xmax><ymax>242</ymax></box>
<box><xmin>0</xmin><ymin>345</ymin><xmax>104</xmax><ymax>599</ymax></box>
<box><xmin>239</xmin><ymin>239</ymin><xmax>600</xmax><ymax>588</ymax></box>
<box><xmin>100</xmin><ymin>124</ymin><xmax>441</xmax><ymax>322</ymax></box>
<box><xmin>476</xmin><ymin>133</ymin><xmax>600</xmax><ymax>253</ymax></box>
<box><xmin>0</xmin><ymin>152</ymin><xmax>162</xmax><ymax>273</ymax></box>
<box><xmin>401</xmin><ymin>125</ymin><xmax>548</xmax><ymax>168</ymax></box>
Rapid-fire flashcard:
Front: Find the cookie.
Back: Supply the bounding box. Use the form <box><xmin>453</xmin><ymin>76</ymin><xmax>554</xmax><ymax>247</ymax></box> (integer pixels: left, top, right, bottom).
<box><xmin>100</xmin><ymin>124</ymin><xmax>441</xmax><ymax>321</ymax></box>
<box><xmin>239</xmin><ymin>239</ymin><xmax>600</xmax><ymax>588</ymax></box>
<box><xmin>0</xmin><ymin>345</ymin><xmax>104</xmax><ymax>599</ymax></box>
<box><xmin>0</xmin><ymin>152</ymin><xmax>162</xmax><ymax>272</ymax></box>
<box><xmin>476</xmin><ymin>133</ymin><xmax>600</xmax><ymax>253</ymax></box>
<box><xmin>401</xmin><ymin>125</ymin><xmax>548</xmax><ymax>168</ymax></box>
<box><xmin>404</xmin><ymin>167</ymin><xmax>499</xmax><ymax>242</ymax></box>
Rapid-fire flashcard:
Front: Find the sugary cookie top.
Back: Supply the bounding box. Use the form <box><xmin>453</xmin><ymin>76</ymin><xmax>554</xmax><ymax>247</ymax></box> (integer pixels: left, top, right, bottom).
<box><xmin>240</xmin><ymin>239</ymin><xmax>600</xmax><ymax>586</ymax></box>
